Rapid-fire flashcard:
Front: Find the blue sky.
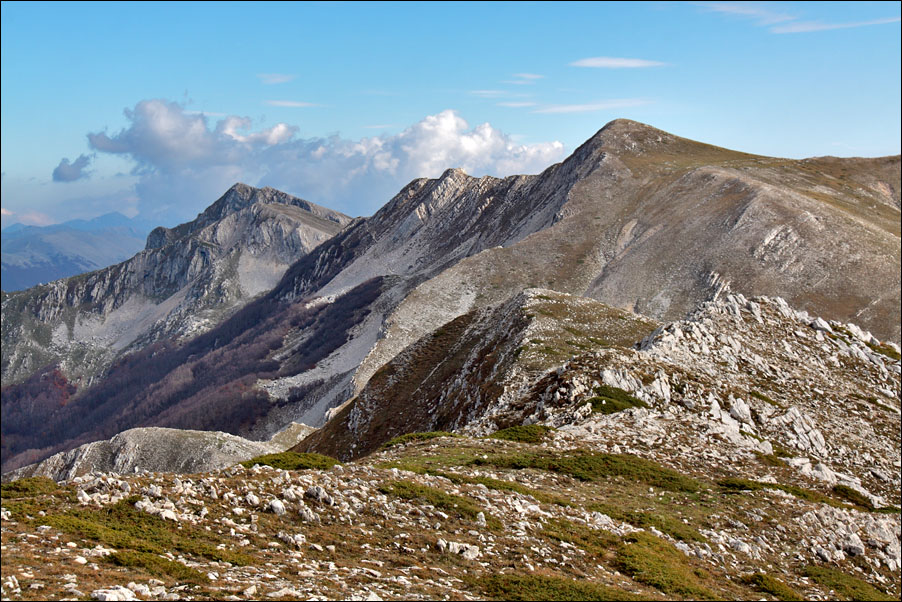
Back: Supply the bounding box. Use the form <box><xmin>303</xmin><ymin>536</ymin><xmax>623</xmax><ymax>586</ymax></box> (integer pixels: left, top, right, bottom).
<box><xmin>1</xmin><ymin>1</ymin><xmax>900</xmax><ymax>227</ymax></box>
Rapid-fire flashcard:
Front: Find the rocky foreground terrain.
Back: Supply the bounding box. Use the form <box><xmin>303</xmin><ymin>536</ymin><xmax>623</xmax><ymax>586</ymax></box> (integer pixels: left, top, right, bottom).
<box><xmin>2</xmin><ymin>292</ymin><xmax>899</xmax><ymax>601</ymax></box>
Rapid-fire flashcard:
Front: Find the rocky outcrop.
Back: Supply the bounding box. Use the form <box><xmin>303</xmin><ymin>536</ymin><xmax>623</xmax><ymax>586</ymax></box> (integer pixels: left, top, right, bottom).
<box><xmin>296</xmin><ymin>289</ymin><xmax>658</xmax><ymax>460</ymax></box>
<box><xmin>3</xmin><ymin>422</ymin><xmax>315</xmax><ymax>482</ymax></box>
<box><xmin>1</xmin><ymin>184</ymin><xmax>351</xmax><ymax>386</ymax></box>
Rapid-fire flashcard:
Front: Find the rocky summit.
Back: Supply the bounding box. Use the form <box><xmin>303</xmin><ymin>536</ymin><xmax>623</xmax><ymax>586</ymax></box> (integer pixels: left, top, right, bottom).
<box><xmin>1</xmin><ymin>120</ymin><xmax>900</xmax><ymax>601</ymax></box>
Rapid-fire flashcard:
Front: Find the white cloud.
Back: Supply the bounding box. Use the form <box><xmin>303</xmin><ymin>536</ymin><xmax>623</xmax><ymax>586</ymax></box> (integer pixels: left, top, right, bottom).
<box><xmin>502</xmin><ymin>73</ymin><xmax>545</xmax><ymax>85</ymax></box>
<box><xmin>257</xmin><ymin>73</ymin><xmax>295</xmax><ymax>84</ymax></box>
<box><xmin>699</xmin><ymin>2</ymin><xmax>900</xmax><ymax>34</ymax></box>
<box><xmin>533</xmin><ymin>99</ymin><xmax>650</xmax><ymax>114</ymax></box>
<box><xmin>469</xmin><ymin>90</ymin><xmax>508</xmax><ymax>98</ymax></box>
<box><xmin>772</xmin><ymin>16</ymin><xmax>901</xmax><ymax>33</ymax></box>
<box><xmin>570</xmin><ymin>57</ymin><xmax>667</xmax><ymax>68</ymax></box>
<box><xmin>16</xmin><ymin>211</ymin><xmax>55</xmax><ymax>226</ymax></box>
<box><xmin>498</xmin><ymin>102</ymin><xmax>537</xmax><ymax>108</ymax></box>
<box><xmin>265</xmin><ymin>100</ymin><xmax>320</xmax><ymax>108</ymax></box>
<box><xmin>698</xmin><ymin>2</ymin><xmax>795</xmax><ymax>25</ymax></box>
<box><xmin>85</xmin><ymin>100</ymin><xmax>566</xmax><ymax>221</ymax></box>
<box><xmin>1</xmin><ymin>208</ymin><xmax>13</xmax><ymax>216</ymax></box>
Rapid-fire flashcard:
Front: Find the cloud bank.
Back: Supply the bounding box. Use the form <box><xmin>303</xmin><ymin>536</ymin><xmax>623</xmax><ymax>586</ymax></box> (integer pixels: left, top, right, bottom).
<box><xmin>86</xmin><ymin>100</ymin><xmax>566</xmax><ymax>223</ymax></box>
<box><xmin>52</xmin><ymin>154</ymin><xmax>93</xmax><ymax>182</ymax></box>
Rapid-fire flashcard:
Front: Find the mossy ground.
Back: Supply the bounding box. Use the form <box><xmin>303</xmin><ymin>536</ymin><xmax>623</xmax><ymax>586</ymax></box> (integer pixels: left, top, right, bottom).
<box><xmin>241</xmin><ymin>451</ymin><xmax>339</xmax><ymax>470</ymax></box>
<box><xmin>804</xmin><ymin>565</ymin><xmax>896</xmax><ymax>601</ymax></box>
<box><xmin>587</xmin><ymin>385</ymin><xmax>649</xmax><ymax>414</ymax></box>
<box><xmin>381</xmin><ymin>431</ymin><xmax>460</xmax><ymax>448</ymax></box>
<box><xmin>615</xmin><ymin>531</ymin><xmax>721</xmax><ymax>600</ymax></box>
<box><xmin>474</xmin><ymin>450</ymin><xmax>702</xmax><ymax>492</ymax></box>
<box><xmin>488</xmin><ymin>424</ymin><xmax>555</xmax><ymax>443</ymax></box>
<box><xmin>378</xmin><ymin>479</ymin><xmax>502</xmax><ymax>530</ymax></box>
<box><xmin>475</xmin><ymin>572</ymin><xmax>646</xmax><ymax>601</ymax></box>
<box><xmin>742</xmin><ymin>572</ymin><xmax>804</xmax><ymax>601</ymax></box>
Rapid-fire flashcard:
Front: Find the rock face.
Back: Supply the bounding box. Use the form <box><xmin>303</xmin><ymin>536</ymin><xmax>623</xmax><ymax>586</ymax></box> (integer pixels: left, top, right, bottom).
<box><xmin>2</xmin><ymin>120</ymin><xmax>899</xmax><ymax>474</ymax></box>
<box><xmin>1</xmin><ymin>183</ymin><xmax>350</xmax><ymax>387</ymax></box>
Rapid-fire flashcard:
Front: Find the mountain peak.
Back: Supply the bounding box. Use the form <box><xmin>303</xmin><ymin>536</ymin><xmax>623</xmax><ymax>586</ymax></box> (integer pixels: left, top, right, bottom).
<box><xmin>145</xmin><ymin>184</ymin><xmax>350</xmax><ymax>250</ymax></box>
<box><xmin>585</xmin><ymin>118</ymin><xmax>677</xmax><ymax>151</ymax></box>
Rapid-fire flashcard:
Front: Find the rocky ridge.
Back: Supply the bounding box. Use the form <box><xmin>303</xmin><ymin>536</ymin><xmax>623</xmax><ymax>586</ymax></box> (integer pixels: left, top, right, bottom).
<box><xmin>2</xmin><ymin>423</ymin><xmax>315</xmax><ymax>484</ymax></box>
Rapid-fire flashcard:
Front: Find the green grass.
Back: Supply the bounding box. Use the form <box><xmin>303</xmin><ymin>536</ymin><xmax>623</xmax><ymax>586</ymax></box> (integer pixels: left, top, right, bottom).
<box><xmin>474</xmin><ymin>451</ymin><xmax>702</xmax><ymax>492</ymax></box>
<box><xmin>381</xmin><ymin>431</ymin><xmax>460</xmax><ymax>449</ymax></box>
<box><xmin>748</xmin><ymin>390</ymin><xmax>781</xmax><ymax>407</ymax></box>
<box><xmin>831</xmin><ymin>484</ymin><xmax>873</xmax><ymax>510</ymax></box>
<box><xmin>588</xmin><ymin>503</ymin><xmax>706</xmax><ymax>542</ymax></box>
<box><xmin>108</xmin><ymin>550</ymin><xmax>208</xmax><ymax>584</ymax></box>
<box><xmin>849</xmin><ymin>393</ymin><xmax>897</xmax><ymax>414</ymax></box>
<box><xmin>488</xmin><ymin>424</ymin><xmax>554</xmax><ymax>444</ymax></box>
<box><xmin>541</xmin><ymin>517</ymin><xmax>620</xmax><ymax>556</ymax></box>
<box><xmin>443</xmin><ymin>472</ymin><xmax>572</xmax><ymax>507</ymax></box>
<box><xmin>866</xmin><ymin>341</ymin><xmax>901</xmax><ymax>362</ymax></box>
<box><xmin>1</xmin><ymin>476</ymin><xmax>59</xmax><ymax>497</ymax></box>
<box><xmin>45</xmin><ymin>497</ymin><xmax>253</xmax><ymax>567</ymax></box>
<box><xmin>718</xmin><ymin>477</ymin><xmax>895</xmax><ymax>513</ymax></box>
<box><xmin>378</xmin><ymin>459</ymin><xmax>573</xmax><ymax>507</ymax></box>
<box><xmin>240</xmin><ymin>451</ymin><xmax>339</xmax><ymax>470</ymax></box>
<box><xmin>1</xmin><ymin>477</ymin><xmax>70</xmax><ymax>520</ymax></box>
<box><xmin>742</xmin><ymin>573</ymin><xmax>803</xmax><ymax>601</ymax></box>
<box><xmin>803</xmin><ymin>566</ymin><xmax>895</xmax><ymax>601</ymax></box>
<box><xmin>588</xmin><ymin>385</ymin><xmax>648</xmax><ymax>415</ymax></box>
<box><xmin>378</xmin><ymin>480</ymin><xmax>500</xmax><ymax>529</ymax></box>
<box><xmin>753</xmin><ymin>451</ymin><xmax>788</xmax><ymax>468</ymax></box>
<box><xmin>475</xmin><ymin>573</ymin><xmax>645</xmax><ymax>601</ymax></box>
<box><xmin>772</xmin><ymin>444</ymin><xmax>795</xmax><ymax>458</ymax></box>
<box><xmin>615</xmin><ymin>531</ymin><xmax>720</xmax><ymax>600</ymax></box>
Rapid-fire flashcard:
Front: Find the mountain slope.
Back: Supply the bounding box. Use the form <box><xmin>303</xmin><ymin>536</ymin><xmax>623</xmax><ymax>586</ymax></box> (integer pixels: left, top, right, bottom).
<box><xmin>1</xmin><ymin>184</ymin><xmax>351</xmax><ymax>387</ymax></box>
<box><xmin>1</xmin><ymin>213</ymin><xmax>152</xmax><ymax>292</ymax></box>
<box><xmin>2</xmin><ymin>120</ymin><xmax>898</xmax><ymax>474</ymax></box>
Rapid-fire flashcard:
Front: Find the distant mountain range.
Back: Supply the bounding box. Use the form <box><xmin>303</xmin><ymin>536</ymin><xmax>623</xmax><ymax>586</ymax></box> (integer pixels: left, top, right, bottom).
<box><xmin>1</xmin><ymin>213</ymin><xmax>154</xmax><ymax>292</ymax></box>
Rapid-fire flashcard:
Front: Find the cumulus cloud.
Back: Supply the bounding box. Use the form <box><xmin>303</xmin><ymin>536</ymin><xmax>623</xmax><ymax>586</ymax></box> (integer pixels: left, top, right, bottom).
<box><xmin>85</xmin><ymin>100</ymin><xmax>566</xmax><ymax>222</ymax></box>
<box><xmin>52</xmin><ymin>154</ymin><xmax>93</xmax><ymax>182</ymax></box>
